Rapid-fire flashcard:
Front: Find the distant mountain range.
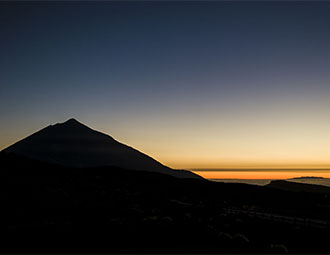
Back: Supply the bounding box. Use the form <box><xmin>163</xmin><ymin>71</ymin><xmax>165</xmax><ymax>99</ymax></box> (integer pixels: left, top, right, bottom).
<box><xmin>289</xmin><ymin>176</ymin><xmax>326</xmax><ymax>180</ymax></box>
<box><xmin>2</xmin><ymin>118</ymin><xmax>201</xmax><ymax>179</ymax></box>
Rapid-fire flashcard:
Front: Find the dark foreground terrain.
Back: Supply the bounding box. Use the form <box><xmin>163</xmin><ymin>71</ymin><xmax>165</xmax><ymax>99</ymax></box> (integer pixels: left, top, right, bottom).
<box><xmin>3</xmin><ymin>152</ymin><xmax>330</xmax><ymax>254</ymax></box>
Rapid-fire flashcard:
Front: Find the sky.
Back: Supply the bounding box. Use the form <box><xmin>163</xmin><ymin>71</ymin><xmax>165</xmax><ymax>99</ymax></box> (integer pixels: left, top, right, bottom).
<box><xmin>1</xmin><ymin>1</ymin><xmax>330</xmax><ymax>177</ymax></box>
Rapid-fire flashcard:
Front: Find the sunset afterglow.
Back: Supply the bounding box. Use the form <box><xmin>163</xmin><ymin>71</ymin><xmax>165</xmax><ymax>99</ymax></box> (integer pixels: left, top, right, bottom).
<box><xmin>192</xmin><ymin>170</ymin><xmax>330</xmax><ymax>180</ymax></box>
<box><xmin>1</xmin><ymin>2</ymin><xmax>330</xmax><ymax>178</ymax></box>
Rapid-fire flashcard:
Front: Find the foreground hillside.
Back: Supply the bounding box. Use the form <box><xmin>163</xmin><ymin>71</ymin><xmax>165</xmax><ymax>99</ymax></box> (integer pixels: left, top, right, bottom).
<box><xmin>2</xmin><ymin>152</ymin><xmax>330</xmax><ymax>253</ymax></box>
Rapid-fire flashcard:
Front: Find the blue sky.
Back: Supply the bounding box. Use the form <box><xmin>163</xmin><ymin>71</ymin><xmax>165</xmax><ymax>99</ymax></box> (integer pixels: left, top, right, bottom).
<box><xmin>1</xmin><ymin>1</ymin><xmax>330</xmax><ymax>169</ymax></box>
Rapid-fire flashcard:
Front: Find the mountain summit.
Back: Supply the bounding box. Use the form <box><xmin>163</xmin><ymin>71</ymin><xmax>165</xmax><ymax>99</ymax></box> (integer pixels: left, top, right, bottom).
<box><xmin>2</xmin><ymin>118</ymin><xmax>201</xmax><ymax>179</ymax></box>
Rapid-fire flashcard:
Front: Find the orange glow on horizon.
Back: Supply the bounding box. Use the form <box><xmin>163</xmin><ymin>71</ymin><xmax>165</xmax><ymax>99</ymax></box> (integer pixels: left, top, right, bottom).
<box><xmin>192</xmin><ymin>170</ymin><xmax>330</xmax><ymax>180</ymax></box>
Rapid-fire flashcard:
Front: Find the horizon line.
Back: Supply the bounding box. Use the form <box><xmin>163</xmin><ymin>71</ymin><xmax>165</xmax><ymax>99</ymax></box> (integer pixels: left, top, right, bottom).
<box><xmin>190</xmin><ymin>168</ymin><xmax>330</xmax><ymax>171</ymax></box>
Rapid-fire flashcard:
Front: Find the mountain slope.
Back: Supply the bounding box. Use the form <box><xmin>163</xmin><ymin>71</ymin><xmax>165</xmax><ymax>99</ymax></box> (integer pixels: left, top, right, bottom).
<box><xmin>267</xmin><ymin>180</ymin><xmax>330</xmax><ymax>194</ymax></box>
<box><xmin>2</xmin><ymin>118</ymin><xmax>201</xmax><ymax>179</ymax></box>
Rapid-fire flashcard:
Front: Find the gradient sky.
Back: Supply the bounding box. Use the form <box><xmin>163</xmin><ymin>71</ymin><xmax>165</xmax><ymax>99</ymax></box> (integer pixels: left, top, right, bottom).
<box><xmin>1</xmin><ymin>1</ymin><xmax>330</xmax><ymax>174</ymax></box>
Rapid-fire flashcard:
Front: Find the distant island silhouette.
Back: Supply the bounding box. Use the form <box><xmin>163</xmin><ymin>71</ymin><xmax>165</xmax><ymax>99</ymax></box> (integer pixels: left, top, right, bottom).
<box><xmin>289</xmin><ymin>176</ymin><xmax>326</xmax><ymax>180</ymax></box>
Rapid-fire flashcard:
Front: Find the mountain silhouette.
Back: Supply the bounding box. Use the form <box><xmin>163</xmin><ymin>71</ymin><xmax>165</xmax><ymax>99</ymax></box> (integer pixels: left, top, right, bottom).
<box><xmin>2</xmin><ymin>118</ymin><xmax>201</xmax><ymax>179</ymax></box>
<box><xmin>267</xmin><ymin>180</ymin><xmax>330</xmax><ymax>194</ymax></box>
